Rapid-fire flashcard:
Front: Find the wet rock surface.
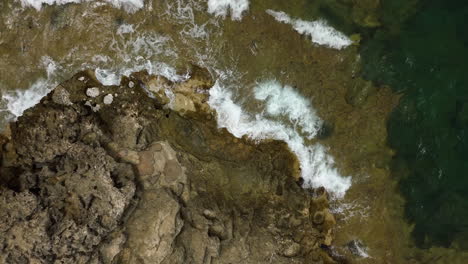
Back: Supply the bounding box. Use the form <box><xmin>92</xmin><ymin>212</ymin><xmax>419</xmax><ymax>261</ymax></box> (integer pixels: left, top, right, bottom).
<box><xmin>0</xmin><ymin>69</ymin><xmax>339</xmax><ymax>264</ymax></box>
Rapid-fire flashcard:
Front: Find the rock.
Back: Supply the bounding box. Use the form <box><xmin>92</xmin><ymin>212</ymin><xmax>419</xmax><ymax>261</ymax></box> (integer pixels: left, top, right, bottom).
<box><xmin>345</xmin><ymin>78</ymin><xmax>376</xmax><ymax>107</ymax></box>
<box><xmin>208</xmin><ymin>222</ymin><xmax>228</xmax><ymax>240</ymax></box>
<box><xmin>323</xmin><ymin>229</ymin><xmax>333</xmax><ymax>246</ymax></box>
<box><xmin>0</xmin><ymin>125</ymin><xmax>135</xmax><ymax>263</ymax></box>
<box><xmin>52</xmin><ymin>85</ymin><xmax>72</xmax><ymax>106</ymax></box>
<box><xmin>313</xmin><ymin>211</ymin><xmax>325</xmax><ymax>225</ymax></box>
<box><xmin>322</xmin><ymin>209</ymin><xmax>336</xmax><ymax>231</ymax></box>
<box><xmin>203</xmin><ymin>209</ymin><xmax>217</xmax><ymax>220</ymax></box>
<box><xmin>283</xmin><ymin>242</ymin><xmax>301</xmax><ymax>257</ymax></box>
<box><xmin>0</xmin><ymin>70</ymin><xmax>338</xmax><ymax>264</ymax></box>
<box><xmin>86</xmin><ymin>87</ymin><xmax>100</xmax><ymax>97</ymax></box>
<box><xmin>103</xmin><ymin>94</ymin><xmax>113</xmax><ymax>105</ymax></box>
<box><xmin>128</xmin><ymin>81</ymin><xmax>135</xmax><ymax>88</ymax></box>
<box><xmin>117</xmin><ymin>149</ymin><xmax>140</xmax><ymax>165</ymax></box>
<box><xmin>173</xmin><ymin>93</ymin><xmax>196</xmax><ymax>114</ymax></box>
<box><xmin>99</xmin><ymin>233</ymin><xmax>126</xmax><ymax>263</ymax></box>
<box><xmin>82</xmin><ymin>132</ymin><xmax>98</xmax><ymax>145</ymax></box>
<box><xmin>116</xmin><ymin>191</ymin><xmax>183</xmax><ymax>264</ymax></box>
<box><xmin>85</xmin><ymin>101</ymin><xmax>101</xmax><ymax>112</ymax></box>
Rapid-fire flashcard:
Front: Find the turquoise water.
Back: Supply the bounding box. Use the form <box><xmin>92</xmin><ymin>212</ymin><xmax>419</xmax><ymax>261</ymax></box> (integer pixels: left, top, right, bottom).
<box><xmin>361</xmin><ymin>0</ymin><xmax>468</xmax><ymax>249</ymax></box>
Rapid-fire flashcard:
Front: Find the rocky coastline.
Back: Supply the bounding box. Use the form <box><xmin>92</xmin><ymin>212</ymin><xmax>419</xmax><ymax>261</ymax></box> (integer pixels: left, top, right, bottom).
<box><xmin>0</xmin><ymin>68</ymin><xmax>341</xmax><ymax>264</ymax></box>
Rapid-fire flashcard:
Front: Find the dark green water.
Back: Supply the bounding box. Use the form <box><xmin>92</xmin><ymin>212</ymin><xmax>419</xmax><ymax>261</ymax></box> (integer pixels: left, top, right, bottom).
<box><xmin>361</xmin><ymin>0</ymin><xmax>468</xmax><ymax>249</ymax></box>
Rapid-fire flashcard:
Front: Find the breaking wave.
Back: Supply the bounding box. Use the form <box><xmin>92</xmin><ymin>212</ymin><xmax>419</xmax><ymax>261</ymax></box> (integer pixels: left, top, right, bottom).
<box><xmin>208</xmin><ymin>80</ymin><xmax>351</xmax><ymax>197</ymax></box>
<box><xmin>266</xmin><ymin>9</ymin><xmax>352</xmax><ymax>50</ymax></box>
<box><xmin>207</xmin><ymin>0</ymin><xmax>249</xmax><ymax>20</ymax></box>
<box><xmin>19</xmin><ymin>0</ymin><xmax>144</xmax><ymax>12</ymax></box>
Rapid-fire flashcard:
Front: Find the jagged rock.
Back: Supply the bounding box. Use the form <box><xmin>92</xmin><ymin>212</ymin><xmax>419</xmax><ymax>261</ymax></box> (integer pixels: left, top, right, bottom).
<box><xmin>0</xmin><ymin>69</ymin><xmax>339</xmax><ymax>264</ymax></box>
<box><xmin>116</xmin><ymin>190</ymin><xmax>184</xmax><ymax>263</ymax></box>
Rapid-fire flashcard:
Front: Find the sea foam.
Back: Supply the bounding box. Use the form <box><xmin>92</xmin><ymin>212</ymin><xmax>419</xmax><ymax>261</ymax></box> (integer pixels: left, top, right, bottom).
<box><xmin>95</xmin><ymin>62</ymin><xmax>190</xmax><ymax>86</ymax></box>
<box><xmin>19</xmin><ymin>0</ymin><xmax>144</xmax><ymax>12</ymax></box>
<box><xmin>208</xmin><ymin>80</ymin><xmax>351</xmax><ymax>197</ymax></box>
<box><xmin>207</xmin><ymin>0</ymin><xmax>249</xmax><ymax>20</ymax></box>
<box><xmin>1</xmin><ymin>57</ymin><xmax>59</xmax><ymax>119</ymax></box>
<box><xmin>1</xmin><ymin>80</ymin><xmax>51</xmax><ymax>118</ymax></box>
<box><xmin>266</xmin><ymin>10</ymin><xmax>352</xmax><ymax>50</ymax></box>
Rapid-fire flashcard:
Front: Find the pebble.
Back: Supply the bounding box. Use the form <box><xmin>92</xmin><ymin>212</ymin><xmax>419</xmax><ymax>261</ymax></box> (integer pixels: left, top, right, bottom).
<box><xmin>78</xmin><ymin>76</ymin><xmax>86</xmax><ymax>81</ymax></box>
<box><xmin>86</xmin><ymin>87</ymin><xmax>100</xmax><ymax>98</ymax></box>
<box><xmin>128</xmin><ymin>81</ymin><xmax>135</xmax><ymax>88</ymax></box>
<box><xmin>103</xmin><ymin>94</ymin><xmax>113</xmax><ymax>105</ymax></box>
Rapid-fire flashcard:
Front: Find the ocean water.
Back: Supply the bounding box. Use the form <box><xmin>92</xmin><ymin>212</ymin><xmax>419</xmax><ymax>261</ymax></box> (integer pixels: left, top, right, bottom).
<box><xmin>0</xmin><ymin>0</ymin><xmax>467</xmax><ymax>262</ymax></box>
<box><xmin>361</xmin><ymin>0</ymin><xmax>468</xmax><ymax>250</ymax></box>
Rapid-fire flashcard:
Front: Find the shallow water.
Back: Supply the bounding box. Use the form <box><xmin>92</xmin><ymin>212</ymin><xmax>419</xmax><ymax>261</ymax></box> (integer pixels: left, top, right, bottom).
<box><xmin>1</xmin><ymin>0</ymin><xmax>467</xmax><ymax>263</ymax></box>
<box><xmin>362</xmin><ymin>0</ymin><xmax>468</xmax><ymax>251</ymax></box>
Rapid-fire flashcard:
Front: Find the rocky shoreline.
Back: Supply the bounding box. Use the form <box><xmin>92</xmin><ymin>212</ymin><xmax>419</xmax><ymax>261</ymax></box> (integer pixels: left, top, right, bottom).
<box><xmin>0</xmin><ymin>68</ymin><xmax>341</xmax><ymax>264</ymax></box>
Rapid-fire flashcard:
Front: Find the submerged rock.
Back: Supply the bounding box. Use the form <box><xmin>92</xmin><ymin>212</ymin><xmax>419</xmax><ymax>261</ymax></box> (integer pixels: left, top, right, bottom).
<box><xmin>0</xmin><ymin>69</ymin><xmax>339</xmax><ymax>264</ymax></box>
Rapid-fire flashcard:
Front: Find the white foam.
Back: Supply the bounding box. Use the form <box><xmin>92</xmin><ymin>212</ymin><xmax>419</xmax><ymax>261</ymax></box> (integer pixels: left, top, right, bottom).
<box><xmin>95</xmin><ymin>68</ymin><xmax>120</xmax><ymax>86</ymax></box>
<box><xmin>95</xmin><ymin>62</ymin><xmax>190</xmax><ymax>86</ymax></box>
<box><xmin>19</xmin><ymin>0</ymin><xmax>144</xmax><ymax>13</ymax></box>
<box><xmin>162</xmin><ymin>0</ymin><xmax>211</xmax><ymax>40</ymax></box>
<box><xmin>208</xmin><ymin>80</ymin><xmax>351</xmax><ymax>197</ymax></box>
<box><xmin>354</xmin><ymin>243</ymin><xmax>370</xmax><ymax>258</ymax></box>
<box><xmin>207</xmin><ymin>0</ymin><xmax>249</xmax><ymax>20</ymax></box>
<box><xmin>1</xmin><ymin>79</ymin><xmax>52</xmax><ymax>118</ymax></box>
<box><xmin>117</xmin><ymin>23</ymin><xmax>135</xmax><ymax>35</ymax></box>
<box><xmin>266</xmin><ymin>10</ymin><xmax>352</xmax><ymax>50</ymax></box>
<box><xmin>0</xmin><ymin>57</ymin><xmax>59</xmax><ymax>119</ymax></box>
<box><xmin>254</xmin><ymin>80</ymin><xmax>322</xmax><ymax>139</ymax></box>
<box><xmin>20</xmin><ymin>0</ymin><xmax>79</xmax><ymax>10</ymax></box>
<box><xmin>95</xmin><ymin>29</ymin><xmax>184</xmax><ymax>86</ymax></box>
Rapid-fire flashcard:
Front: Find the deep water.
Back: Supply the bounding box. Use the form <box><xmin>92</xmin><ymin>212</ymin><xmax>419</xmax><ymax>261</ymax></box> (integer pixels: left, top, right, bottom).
<box><xmin>361</xmin><ymin>0</ymin><xmax>468</xmax><ymax>249</ymax></box>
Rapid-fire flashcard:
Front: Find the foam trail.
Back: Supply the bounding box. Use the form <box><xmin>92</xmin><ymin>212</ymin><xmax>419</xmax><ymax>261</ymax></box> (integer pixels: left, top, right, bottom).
<box><xmin>207</xmin><ymin>0</ymin><xmax>249</xmax><ymax>20</ymax></box>
<box><xmin>266</xmin><ymin>10</ymin><xmax>352</xmax><ymax>50</ymax></box>
<box><xmin>19</xmin><ymin>0</ymin><xmax>144</xmax><ymax>12</ymax></box>
<box><xmin>208</xmin><ymin>80</ymin><xmax>351</xmax><ymax>197</ymax></box>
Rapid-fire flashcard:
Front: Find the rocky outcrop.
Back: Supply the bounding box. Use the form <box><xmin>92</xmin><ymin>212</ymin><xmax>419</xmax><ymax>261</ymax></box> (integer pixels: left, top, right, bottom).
<box><xmin>0</xmin><ymin>68</ymin><xmax>339</xmax><ymax>264</ymax></box>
